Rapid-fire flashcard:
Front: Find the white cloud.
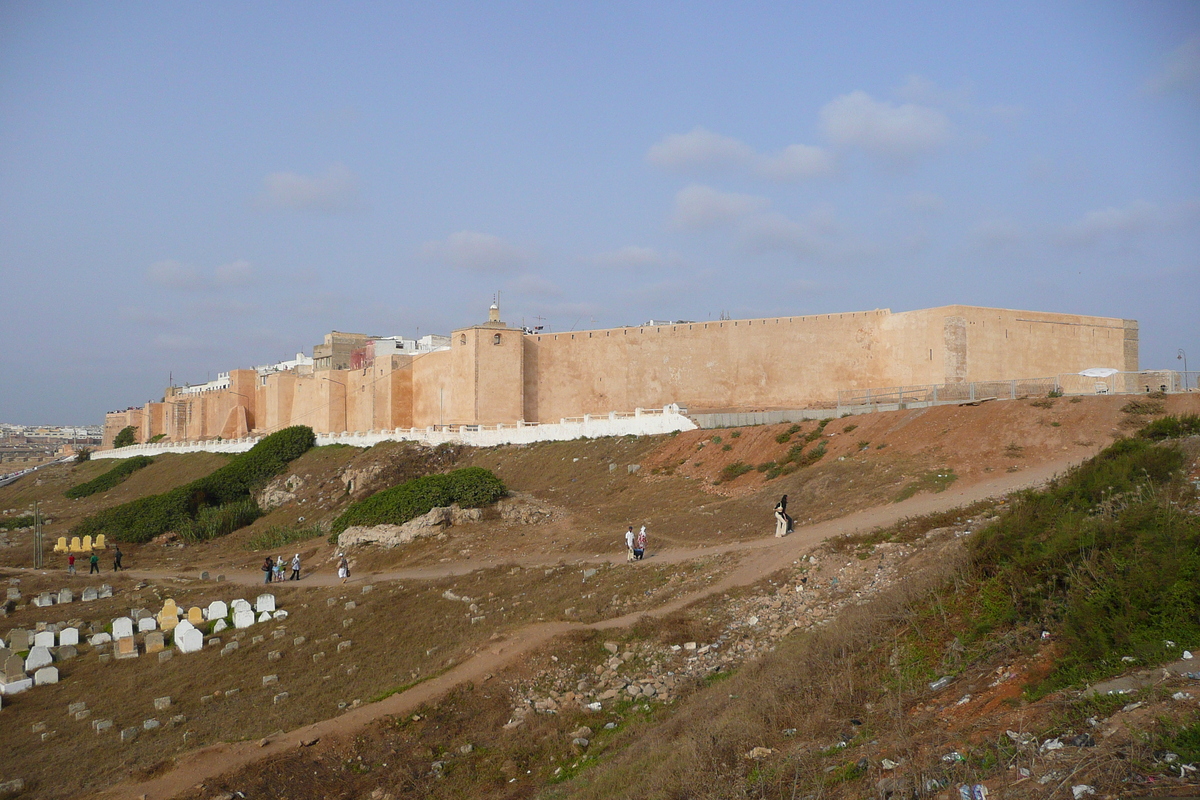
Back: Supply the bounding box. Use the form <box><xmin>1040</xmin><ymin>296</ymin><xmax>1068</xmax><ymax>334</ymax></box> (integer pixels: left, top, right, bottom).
<box><xmin>147</xmin><ymin>260</ymin><xmax>202</xmax><ymax>289</ymax></box>
<box><xmin>671</xmin><ymin>185</ymin><xmax>770</xmax><ymax>230</ymax></box>
<box><xmin>1146</xmin><ymin>34</ymin><xmax>1200</xmax><ymax>95</ymax></box>
<box><xmin>647</xmin><ymin>127</ymin><xmax>833</xmax><ymax>181</ymax></box>
<box><xmin>646</xmin><ymin>128</ymin><xmax>755</xmax><ymax>171</ymax></box>
<box><xmin>419</xmin><ymin>230</ymin><xmax>534</xmax><ymax>272</ymax></box>
<box><xmin>756</xmin><ymin>144</ymin><xmax>835</xmax><ymax>180</ymax></box>
<box><xmin>820</xmin><ymin>90</ymin><xmax>952</xmax><ymax>159</ymax></box>
<box><xmin>590</xmin><ymin>246</ymin><xmax>679</xmax><ymax>269</ymax></box>
<box><xmin>1061</xmin><ymin>200</ymin><xmax>1160</xmax><ymax>245</ymax></box>
<box><xmin>259</xmin><ymin>163</ymin><xmax>361</xmax><ymax>213</ymax></box>
<box><xmin>214</xmin><ymin>259</ymin><xmax>255</xmax><ymax>286</ymax></box>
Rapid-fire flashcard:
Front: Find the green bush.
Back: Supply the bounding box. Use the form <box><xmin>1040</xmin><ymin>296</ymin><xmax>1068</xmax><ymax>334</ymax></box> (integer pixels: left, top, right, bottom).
<box><xmin>1138</xmin><ymin>413</ymin><xmax>1200</xmax><ymax>441</ymax></box>
<box><xmin>72</xmin><ymin>426</ymin><xmax>315</xmax><ymax>543</ymax></box>
<box><xmin>0</xmin><ymin>516</ymin><xmax>35</xmax><ymax>531</ymax></box>
<box><xmin>113</xmin><ymin>426</ymin><xmax>137</xmax><ymax>448</ymax></box>
<box><xmin>970</xmin><ymin>436</ymin><xmax>1198</xmax><ymax>695</ymax></box>
<box><xmin>331</xmin><ymin>466</ymin><xmax>506</xmax><ymax>535</ymax></box>
<box><xmin>717</xmin><ymin>461</ymin><xmax>753</xmax><ymax>483</ymax></box>
<box><xmin>65</xmin><ymin>456</ymin><xmax>154</xmax><ymax>499</ymax></box>
<box><xmin>245</xmin><ymin>524</ymin><xmax>326</xmax><ymax>551</ymax></box>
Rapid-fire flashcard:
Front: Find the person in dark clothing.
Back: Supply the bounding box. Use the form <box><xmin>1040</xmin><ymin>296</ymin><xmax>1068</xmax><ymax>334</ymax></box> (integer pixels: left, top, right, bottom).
<box><xmin>774</xmin><ymin>495</ymin><xmax>794</xmax><ymax>537</ymax></box>
<box><xmin>89</xmin><ymin>553</ymin><xmax>100</xmax><ymax>574</ymax></box>
<box><xmin>262</xmin><ymin>557</ymin><xmax>273</xmax><ymax>584</ymax></box>
<box><xmin>113</xmin><ymin>547</ymin><xmax>124</xmax><ymax>570</ymax></box>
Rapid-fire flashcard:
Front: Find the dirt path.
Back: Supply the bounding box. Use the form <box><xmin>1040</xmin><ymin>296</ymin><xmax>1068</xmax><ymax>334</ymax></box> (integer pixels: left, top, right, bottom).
<box><xmin>97</xmin><ymin>456</ymin><xmax>1075</xmax><ymax>800</ymax></box>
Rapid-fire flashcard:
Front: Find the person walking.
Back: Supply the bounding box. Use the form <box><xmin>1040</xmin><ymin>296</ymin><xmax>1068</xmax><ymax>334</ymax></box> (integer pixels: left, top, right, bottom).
<box><xmin>774</xmin><ymin>495</ymin><xmax>793</xmax><ymax>537</ymax></box>
<box><xmin>89</xmin><ymin>552</ymin><xmax>100</xmax><ymax>574</ymax></box>
<box><xmin>634</xmin><ymin>525</ymin><xmax>647</xmax><ymax>561</ymax></box>
<box><xmin>113</xmin><ymin>547</ymin><xmax>124</xmax><ymax>570</ymax></box>
<box><xmin>337</xmin><ymin>554</ymin><xmax>350</xmax><ymax>584</ymax></box>
<box><xmin>290</xmin><ymin>553</ymin><xmax>301</xmax><ymax>581</ymax></box>
<box><xmin>261</xmin><ymin>557</ymin><xmax>273</xmax><ymax>584</ymax></box>
<box><xmin>274</xmin><ymin>555</ymin><xmax>286</xmax><ymax>583</ymax></box>
<box><xmin>67</xmin><ymin>553</ymin><xmax>76</xmax><ymax>576</ymax></box>
<box><xmin>624</xmin><ymin>525</ymin><xmax>635</xmax><ymax>562</ymax></box>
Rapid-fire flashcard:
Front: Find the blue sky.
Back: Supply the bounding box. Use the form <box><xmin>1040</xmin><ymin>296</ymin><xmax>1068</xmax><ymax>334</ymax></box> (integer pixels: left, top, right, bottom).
<box><xmin>2</xmin><ymin>2</ymin><xmax>1197</xmax><ymax>424</ymax></box>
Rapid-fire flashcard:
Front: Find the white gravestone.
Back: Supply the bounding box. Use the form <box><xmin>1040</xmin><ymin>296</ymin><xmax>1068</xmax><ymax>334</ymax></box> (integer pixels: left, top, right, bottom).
<box><xmin>255</xmin><ymin>594</ymin><xmax>276</xmax><ymax>613</ymax></box>
<box><xmin>212</xmin><ymin>619</ymin><xmax>228</xmax><ymax>633</ymax></box>
<box><xmin>25</xmin><ymin>645</ymin><xmax>53</xmax><ymax>672</ymax></box>
<box><xmin>206</xmin><ymin>600</ymin><xmax>228</xmax><ymax>620</ymax></box>
<box><xmin>112</xmin><ymin>617</ymin><xmax>135</xmax><ymax>639</ymax></box>
<box><xmin>257</xmin><ymin>611</ymin><xmax>272</xmax><ymax>623</ymax></box>
<box><xmin>174</xmin><ymin>623</ymin><xmax>202</xmax><ymax>654</ymax></box>
<box><xmin>233</xmin><ymin>607</ymin><xmax>255</xmax><ymax>629</ymax></box>
<box><xmin>138</xmin><ymin>617</ymin><xmax>158</xmax><ymax>633</ymax></box>
<box><xmin>59</xmin><ymin>628</ymin><xmax>79</xmax><ymax>647</ymax></box>
<box><xmin>33</xmin><ymin>631</ymin><xmax>56</xmax><ymax>648</ymax></box>
<box><xmin>34</xmin><ymin>666</ymin><xmax>59</xmax><ymax>685</ymax></box>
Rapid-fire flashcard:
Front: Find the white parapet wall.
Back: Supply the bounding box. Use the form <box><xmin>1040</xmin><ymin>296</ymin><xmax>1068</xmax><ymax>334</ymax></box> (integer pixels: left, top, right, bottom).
<box><xmin>92</xmin><ymin>405</ymin><xmax>697</xmax><ymax>460</ymax></box>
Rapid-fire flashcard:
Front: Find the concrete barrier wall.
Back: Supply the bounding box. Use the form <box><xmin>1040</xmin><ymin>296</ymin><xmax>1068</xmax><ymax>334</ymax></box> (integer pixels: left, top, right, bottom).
<box><xmin>92</xmin><ymin>406</ymin><xmax>698</xmax><ymax>460</ymax></box>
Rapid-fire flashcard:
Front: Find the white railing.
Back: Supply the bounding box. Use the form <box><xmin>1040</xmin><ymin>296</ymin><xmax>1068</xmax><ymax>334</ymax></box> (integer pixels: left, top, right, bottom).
<box><xmin>92</xmin><ymin>405</ymin><xmax>696</xmax><ymax>460</ymax></box>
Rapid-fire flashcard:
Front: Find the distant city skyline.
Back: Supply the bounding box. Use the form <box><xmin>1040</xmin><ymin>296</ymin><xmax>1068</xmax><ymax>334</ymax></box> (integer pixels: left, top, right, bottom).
<box><xmin>2</xmin><ymin>3</ymin><xmax>1197</xmax><ymax>425</ymax></box>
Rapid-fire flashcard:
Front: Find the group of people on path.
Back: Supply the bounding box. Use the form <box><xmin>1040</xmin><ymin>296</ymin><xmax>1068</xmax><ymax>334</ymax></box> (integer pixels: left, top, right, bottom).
<box><xmin>262</xmin><ymin>553</ymin><xmax>303</xmax><ymax>583</ymax></box>
<box><xmin>624</xmin><ymin>524</ymin><xmax>647</xmax><ymax>561</ymax></box>
<box><xmin>66</xmin><ymin>547</ymin><xmax>123</xmax><ymax>574</ymax></box>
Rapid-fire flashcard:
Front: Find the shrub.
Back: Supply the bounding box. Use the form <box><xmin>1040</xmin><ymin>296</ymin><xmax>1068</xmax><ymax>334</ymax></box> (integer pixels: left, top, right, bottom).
<box><xmin>113</xmin><ymin>426</ymin><xmax>137</xmax><ymax>448</ymax></box>
<box><xmin>1138</xmin><ymin>413</ymin><xmax>1200</xmax><ymax>441</ymax></box>
<box><xmin>65</xmin><ymin>456</ymin><xmax>154</xmax><ymax>499</ymax></box>
<box><xmin>717</xmin><ymin>461</ymin><xmax>753</xmax><ymax>483</ymax></box>
<box><xmin>1029</xmin><ymin>398</ymin><xmax>1055</xmax><ymax>409</ymax></box>
<box><xmin>1048</xmin><ymin>388</ymin><xmax>1063</xmax><ymax>398</ymax></box>
<box><xmin>774</xmin><ymin>431</ymin><xmax>792</xmax><ymax>444</ymax></box>
<box><xmin>796</xmin><ymin>440</ymin><xmax>827</xmax><ymax>467</ymax></box>
<box><xmin>1121</xmin><ymin>399</ymin><xmax>1165</xmax><ymax>415</ymax></box>
<box><xmin>331</xmin><ymin>466</ymin><xmax>506</xmax><ymax>535</ymax></box>
<box><xmin>755</xmin><ymin>462</ymin><xmax>776</xmax><ymax>473</ymax></box>
<box><xmin>74</xmin><ymin>448</ymin><xmax>92</xmax><ymax>463</ymax></box>
<box><xmin>970</xmin><ymin>437</ymin><xmax>1197</xmax><ymax>695</ymax></box>
<box><xmin>72</xmin><ymin>426</ymin><xmax>315</xmax><ymax>543</ymax></box>
<box><xmin>0</xmin><ymin>516</ymin><xmax>35</xmax><ymax>531</ymax></box>
<box><xmin>843</xmin><ymin>424</ymin><xmax>858</xmax><ymax>433</ymax></box>
<box><xmin>149</xmin><ymin>433</ymin><xmax>166</xmax><ymax>443</ymax></box>
<box><xmin>729</xmin><ymin>431</ymin><xmax>741</xmax><ymax>438</ymax></box>
<box><xmin>246</xmin><ymin>524</ymin><xmax>326</xmax><ymax>551</ymax></box>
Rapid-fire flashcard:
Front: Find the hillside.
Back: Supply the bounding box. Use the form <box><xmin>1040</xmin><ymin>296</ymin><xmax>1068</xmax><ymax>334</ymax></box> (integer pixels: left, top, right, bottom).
<box><xmin>0</xmin><ymin>394</ymin><xmax>1197</xmax><ymax>800</ymax></box>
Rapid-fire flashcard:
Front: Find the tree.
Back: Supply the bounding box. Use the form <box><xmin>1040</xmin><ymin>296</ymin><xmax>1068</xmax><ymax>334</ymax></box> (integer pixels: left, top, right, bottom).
<box><xmin>113</xmin><ymin>426</ymin><xmax>138</xmax><ymax>448</ymax></box>
<box><xmin>74</xmin><ymin>448</ymin><xmax>92</xmax><ymax>463</ymax></box>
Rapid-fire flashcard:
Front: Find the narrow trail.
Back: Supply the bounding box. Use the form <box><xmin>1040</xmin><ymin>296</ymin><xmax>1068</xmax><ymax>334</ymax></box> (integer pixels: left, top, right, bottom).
<box><xmin>99</xmin><ymin>456</ymin><xmax>1075</xmax><ymax>800</ymax></box>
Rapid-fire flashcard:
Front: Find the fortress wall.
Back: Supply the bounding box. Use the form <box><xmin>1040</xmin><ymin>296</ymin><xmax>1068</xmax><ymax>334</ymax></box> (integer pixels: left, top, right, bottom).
<box><xmin>102</xmin><ymin>408</ymin><xmax>143</xmax><ymax>448</ymax></box>
<box><xmin>884</xmin><ymin>306</ymin><xmax>1135</xmax><ymax>386</ymax></box>
<box><xmin>411</xmin><ymin>349</ymin><xmax>453</xmax><ymax>428</ymax></box>
<box><xmin>522</xmin><ymin>311</ymin><xmax>894</xmax><ymax>420</ymax></box>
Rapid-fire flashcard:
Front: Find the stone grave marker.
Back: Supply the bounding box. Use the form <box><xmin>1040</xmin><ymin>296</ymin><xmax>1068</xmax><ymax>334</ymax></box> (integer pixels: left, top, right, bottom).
<box><xmin>4</xmin><ymin>654</ymin><xmax>25</xmax><ymax>681</ymax></box>
<box><xmin>81</xmin><ymin>587</ymin><xmax>98</xmax><ymax>602</ymax></box>
<box><xmin>88</xmin><ymin>633</ymin><xmax>111</xmax><ymax>646</ymax></box>
<box><xmin>58</xmin><ymin>588</ymin><xmax>73</xmax><ymax>604</ymax></box>
<box><xmin>257</xmin><ymin>611</ymin><xmax>271</xmax><ymax>623</ymax></box>
<box><xmin>112</xmin><ymin>617</ymin><xmax>134</xmax><ymax>639</ymax></box>
<box><xmin>33</xmin><ymin>631</ymin><xmax>56</xmax><ymax>648</ymax></box>
<box><xmin>114</xmin><ymin>637</ymin><xmax>138</xmax><ymax>659</ymax></box>
<box><xmin>131</xmin><ymin>608</ymin><xmax>150</xmax><ymax>621</ymax></box>
<box><xmin>6</xmin><ymin>587</ymin><xmax>19</xmax><ymax>601</ymax></box>
<box><xmin>59</xmin><ymin>628</ymin><xmax>79</xmax><ymax>647</ymax></box>
<box><xmin>33</xmin><ymin>666</ymin><xmax>58</xmax><ymax>685</ymax></box>
<box><xmin>137</xmin><ymin>617</ymin><xmax>157</xmax><ymax>633</ymax></box>
<box><xmin>56</xmin><ymin>646</ymin><xmax>77</xmax><ymax>660</ymax></box>
<box><xmin>272</xmin><ymin>610</ymin><xmax>288</xmax><ymax>620</ymax></box>
<box><xmin>200</xmin><ymin>571</ymin><xmax>210</xmax><ymax>581</ymax></box>
<box><xmin>9</xmin><ymin>630</ymin><xmax>30</xmax><ymax>650</ymax></box>
<box><xmin>255</xmin><ymin>594</ymin><xmax>276</xmax><ymax>613</ymax></box>
<box><xmin>0</xmin><ymin>647</ymin><xmax>9</xmax><ymax>663</ymax></box>
<box><xmin>233</xmin><ymin>605</ymin><xmax>255</xmax><ymax>630</ymax></box>
<box><xmin>187</xmin><ymin>607</ymin><xmax>203</xmax><ymax>625</ymax></box>
<box><xmin>98</xmin><ymin>585</ymin><xmax>112</xmax><ymax>599</ymax></box>
<box><xmin>212</xmin><ymin>619</ymin><xmax>228</xmax><ymax>633</ymax></box>
<box><xmin>34</xmin><ymin>593</ymin><xmax>55</xmax><ymax>607</ymax></box>
<box><xmin>25</xmin><ymin>645</ymin><xmax>53</xmax><ymax>672</ymax></box>
<box><xmin>157</xmin><ymin>599</ymin><xmax>180</xmax><ymax>631</ymax></box>
<box><xmin>206</xmin><ymin>600</ymin><xmax>228</xmax><ymax>620</ymax></box>
<box><xmin>69</xmin><ymin>536</ymin><xmax>82</xmax><ymax>552</ymax></box>
<box><xmin>144</xmin><ymin>632</ymin><xmax>165</xmax><ymax>654</ymax></box>
<box><xmin>174</xmin><ymin>625</ymin><xmax>202</xmax><ymax>654</ymax></box>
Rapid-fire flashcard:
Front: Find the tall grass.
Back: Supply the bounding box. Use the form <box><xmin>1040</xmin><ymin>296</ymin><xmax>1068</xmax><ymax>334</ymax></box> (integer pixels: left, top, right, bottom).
<box><xmin>245</xmin><ymin>524</ymin><xmax>326</xmax><ymax>551</ymax></box>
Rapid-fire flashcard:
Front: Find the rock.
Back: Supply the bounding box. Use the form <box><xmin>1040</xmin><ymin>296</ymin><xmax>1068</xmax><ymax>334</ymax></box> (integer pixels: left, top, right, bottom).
<box><xmin>338</xmin><ymin>507</ymin><xmax>454</xmax><ymax>548</ymax></box>
<box><xmin>746</xmin><ymin>747</ymin><xmax>774</xmax><ymax>760</ymax></box>
<box><xmin>570</xmin><ymin>726</ymin><xmax>593</xmax><ymax>739</ymax></box>
<box><xmin>299</xmin><ymin>735</ymin><xmax>319</xmax><ymax>747</ymax></box>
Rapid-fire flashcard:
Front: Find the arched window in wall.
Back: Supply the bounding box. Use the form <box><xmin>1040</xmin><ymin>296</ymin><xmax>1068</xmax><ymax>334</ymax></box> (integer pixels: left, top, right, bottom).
<box><xmin>493</xmin><ymin>333</ymin><xmax>501</xmax><ymax>345</ymax></box>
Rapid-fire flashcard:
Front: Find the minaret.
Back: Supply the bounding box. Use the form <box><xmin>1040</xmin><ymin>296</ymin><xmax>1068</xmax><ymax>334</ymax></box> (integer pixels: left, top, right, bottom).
<box><xmin>488</xmin><ymin>301</ymin><xmax>500</xmax><ymax>324</ymax></box>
